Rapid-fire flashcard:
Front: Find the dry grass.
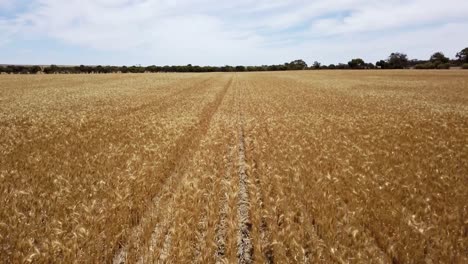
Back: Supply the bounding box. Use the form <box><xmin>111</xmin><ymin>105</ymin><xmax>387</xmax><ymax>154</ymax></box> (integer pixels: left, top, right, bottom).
<box><xmin>0</xmin><ymin>71</ymin><xmax>467</xmax><ymax>263</ymax></box>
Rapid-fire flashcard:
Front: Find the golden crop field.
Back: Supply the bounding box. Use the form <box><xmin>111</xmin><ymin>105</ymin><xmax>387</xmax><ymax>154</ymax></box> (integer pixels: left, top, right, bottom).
<box><xmin>0</xmin><ymin>71</ymin><xmax>467</xmax><ymax>263</ymax></box>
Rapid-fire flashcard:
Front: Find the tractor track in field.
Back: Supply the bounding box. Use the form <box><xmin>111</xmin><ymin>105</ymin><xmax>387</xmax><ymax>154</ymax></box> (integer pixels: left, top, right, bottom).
<box><xmin>193</xmin><ymin>207</ymin><xmax>208</xmax><ymax>263</ymax></box>
<box><xmin>213</xmin><ymin>82</ymin><xmax>238</xmax><ymax>263</ymax></box>
<box><xmin>114</xmin><ymin>77</ymin><xmax>213</xmax><ymax>119</ymax></box>
<box><xmin>135</xmin><ymin>176</ymin><xmax>176</xmax><ymax>264</ymax></box>
<box><xmin>113</xmin><ymin>76</ymin><xmax>232</xmax><ymax>264</ymax></box>
<box><xmin>252</xmin><ymin>174</ymin><xmax>275</xmax><ymax>264</ymax></box>
<box><xmin>236</xmin><ymin>81</ymin><xmax>254</xmax><ymax>264</ymax></box>
<box><xmin>158</xmin><ymin>219</ymin><xmax>174</xmax><ymax>262</ymax></box>
<box><xmin>2</xmin><ymin>77</ymin><xmax>213</xmax><ymax>167</ymax></box>
<box><xmin>4</xmin><ymin>71</ymin><xmax>467</xmax><ymax>264</ymax></box>
<box><xmin>239</xmin><ymin>79</ymin><xmax>276</xmax><ymax>264</ymax></box>
<box><xmin>237</xmin><ymin>124</ymin><xmax>253</xmax><ymax>264</ymax></box>
<box><xmin>215</xmin><ymin>144</ymin><xmax>236</xmax><ymax>263</ymax></box>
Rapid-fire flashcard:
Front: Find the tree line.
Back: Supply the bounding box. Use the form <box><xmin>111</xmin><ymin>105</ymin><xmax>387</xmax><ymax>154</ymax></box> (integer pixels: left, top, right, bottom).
<box><xmin>1</xmin><ymin>48</ymin><xmax>467</xmax><ymax>74</ymax></box>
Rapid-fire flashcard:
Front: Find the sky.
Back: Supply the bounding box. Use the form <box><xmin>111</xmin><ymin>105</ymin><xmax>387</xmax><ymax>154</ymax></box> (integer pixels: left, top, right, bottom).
<box><xmin>1</xmin><ymin>0</ymin><xmax>468</xmax><ymax>66</ymax></box>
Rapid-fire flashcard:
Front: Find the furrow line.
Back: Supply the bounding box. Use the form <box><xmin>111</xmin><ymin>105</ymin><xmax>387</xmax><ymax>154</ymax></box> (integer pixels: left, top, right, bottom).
<box><xmin>113</xmin><ymin>77</ymin><xmax>212</xmax><ymax>120</ymax></box>
<box><xmin>215</xmin><ymin>145</ymin><xmax>236</xmax><ymax>263</ymax></box>
<box><xmin>241</xmin><ymin>79</ymin><xmax>275</xmax><ymax>264</ymax></box>
<box><xmin>136</xmin><ymin>173</ymin><xmax>180</xmax><ymax>264</ymax></box>
<box><xmin>236</xmin><ymin>79</ymin><xmax>253</xmax><ymax>264</ymax></box>
<box><xmin>237</xmin><ymin>125</ymin><xmax>253</xmax><ymax>264</ymax></box>
<box><xmin>252</xmin><ymin>176</ymin><xmax>275</xmax><ymax>264</ymax></box>
<box><xmin>193</xmin><ymin>212</ymin><xmax>208</xmax><ymax>262</ymax></box>
<box><xmin>156</xmin><ymin>77</ymin><xmax>232</xmax><ymax>263</ymax></box>
<box><xmin>113</xmin><ymin>76</ymin><xmax>232</xmax><ymax>263</ymax></box>
<box><xmin>158</xmin><ymin>225</ymin><xmax>174</xmax><ymax>262</ymax></box>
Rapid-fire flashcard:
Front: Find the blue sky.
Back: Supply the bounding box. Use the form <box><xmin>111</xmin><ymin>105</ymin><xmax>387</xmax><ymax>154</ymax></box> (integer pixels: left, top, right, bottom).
<box><xmin>1</xmin><ymin>0</ymin><xmax>468</xmax><ymax>66</ymax></box>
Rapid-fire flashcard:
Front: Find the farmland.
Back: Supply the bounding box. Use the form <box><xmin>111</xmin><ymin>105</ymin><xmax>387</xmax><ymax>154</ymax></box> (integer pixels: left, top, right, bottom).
<box><xmin>0</xmin><ymin>71</ymin><xmax>467</xmax><ymax>263</ymax></box>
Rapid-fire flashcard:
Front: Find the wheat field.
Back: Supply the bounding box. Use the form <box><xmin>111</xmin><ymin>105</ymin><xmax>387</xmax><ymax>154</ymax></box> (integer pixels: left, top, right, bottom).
<box><xmin>0</xmin><ymin>71</ymin><xmax>467</xmax><ymax>263</ymax></box>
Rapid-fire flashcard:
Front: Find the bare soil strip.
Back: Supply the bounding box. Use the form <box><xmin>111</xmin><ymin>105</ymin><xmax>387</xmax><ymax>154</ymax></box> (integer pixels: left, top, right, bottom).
<box><xmin>113</xmin><ymin>76</ymin><xmax>232</xmax><ymax>263</ymax></box>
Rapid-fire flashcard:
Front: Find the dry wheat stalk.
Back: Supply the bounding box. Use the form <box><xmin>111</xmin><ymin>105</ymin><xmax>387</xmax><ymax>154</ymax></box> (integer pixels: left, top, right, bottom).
<box><xmin>1</xmin><ymin>71</ymin><xmax>467</xmax><ymax>263</ymax></box>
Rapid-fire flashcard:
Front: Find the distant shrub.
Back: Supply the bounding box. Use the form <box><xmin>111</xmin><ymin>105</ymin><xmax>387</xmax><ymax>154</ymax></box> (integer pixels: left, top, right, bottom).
<box><xmin>336</xmin><ymin>63</ymin><xmax>350</xmax><ymax>69</ymax></box>
<box><xmin>30</xmin><ymin>66</ymin><xmax>42</xmax><ymax>74</ymax></box>
<box><xmin>414</xmin><ymin>62</ymin><xmax>435</xmax><ymax>69</ymax></box>
<box><xmin>462</xmin><ymin>64</ymin><xmax>468</xmax><ymax>69</ymax></box>
<box><xmin>436</xmin><ymin>63</ymin><xmax>450</xmax><ymax>69</ymax></box>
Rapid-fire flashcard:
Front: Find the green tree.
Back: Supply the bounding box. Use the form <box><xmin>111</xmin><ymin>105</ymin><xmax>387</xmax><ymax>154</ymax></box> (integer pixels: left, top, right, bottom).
<box><xmin>44</xmin><ymin>64</ymin><xmax>59</xmax><ymax>74</ymax></box>
<box><xmin>75</xmin><ymin>65</ymin><xmax>87</xmax><ymax>73</ymax></box>
<box><xmin>29</xmin><ymin>66</ymin><xmax>42</xmax><ymax>74</ymax></box>
<box><xmin>348</xmin><ymin>58</ymin><xmax>366</xmax><ymax>69</ymax></box>
<box><xmin>414</xmin><ymin>62</ymin><xmax>435</xmax><ymax>69</ymax></box>
<box><xmin>3</xmin><ymin>66</ymin><xmax>12</xmax><ymax>74</ymax></box>
<box><xmin>336</xmin><ymin>63</ymin><xmax>349</xmax><ymax>69</ymax></box>
<box><xmin>312</xmin><ymin>61</ymin><xmax>321</xmax><ymax>69</ymax></box>
<box><xmin>121</xmin><ymin>66</ymin><xmax>129</xmax><ymax>73</ymax></box>
<box><xmin>286</xmin><ymin>59</ymin><xmax>308</xmax><ymax>70</ymax></box>
<box><xmin>235</xmin><ymin>65</ymin><xmax>246</xmax><ymax>72</ymax></box>
<box><xmin>220</xmin><ymin>65</ymin><xmax>234</xmax><ymax>72</ymax></box>
<box><xmin>430</xmin><ymin>52</ymin><xmax>449</xmax><ymax>66</ymax></box>
<box><xmin>376</xmin><ymin>60</ymin><xmax>387</xmax><ymax>69</ymax></box>
<box><xmin>456</xmin><ymin>47</ymin><xmax>468</xmax><ymax>64</ymax></box>
<box><xmin>387</xmin><ymin>53</ymin><xmax>409</xmax><ymax>69</ymax></box>
<box><xmin>146</xmin><ymin>65</ymin><xmax>159</xmax><ymax>73</ymax></box>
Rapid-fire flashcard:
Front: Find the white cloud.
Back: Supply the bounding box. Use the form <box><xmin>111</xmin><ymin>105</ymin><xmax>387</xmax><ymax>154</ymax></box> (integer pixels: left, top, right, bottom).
<box><xmin>0</xmin><ymin>0</ymin><xmax>14</xmax><ymax>9</ymax></box>
<box><xmin>1</xmin><ymin>0</ymin><xmax>468</xmax><ymax>65</ymax></box>
<box><xmin>310</xmin><ymin>0</ymin><xmax>468</xmax><ymax>35</ymax></box>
